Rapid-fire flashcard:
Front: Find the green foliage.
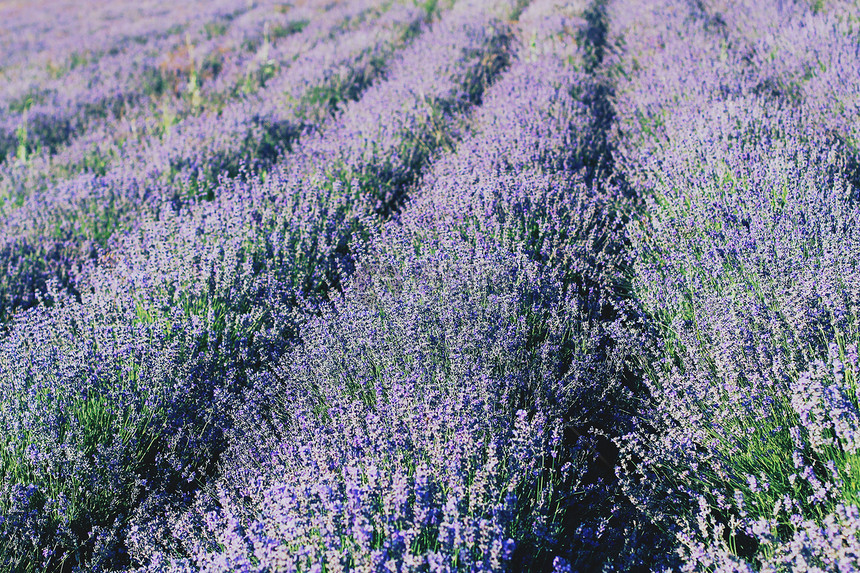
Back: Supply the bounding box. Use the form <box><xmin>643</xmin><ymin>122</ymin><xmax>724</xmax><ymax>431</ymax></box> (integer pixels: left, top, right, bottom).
<box><xmin>15</xmin><ymin>120</ymin><xmax>29</xmax><ymax>164</ymax></box>
<box><xmin>141</xmin><ymin>66</ymin><xmax>169</xmax><ymax>99</ymax></box>
<box><xmin>413</xmin><ymin>0</ymin><xmax>440</xmax><ymax>19</ymax></box>
<box><xmin>269</xmin><ymin>19</ymin><xmax>310</xmax><ymax>40</ymax></box>
<box><xmin>204</xmin><ymin>21</ymin><xmax>228</xmax><ymax>40</ymax></box>
<box><xmin>9</xmin><ymin>92</ymin><xmax>38</xmax><ymax>115</ymax></box>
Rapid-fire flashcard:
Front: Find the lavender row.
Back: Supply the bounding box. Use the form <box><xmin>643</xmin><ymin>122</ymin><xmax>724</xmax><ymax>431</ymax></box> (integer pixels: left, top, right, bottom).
<box><xmin>106</xmin><ymin>0</ymin><xmax>517</xmax><ymax>332</ymax></box>
<box><xmin>0</xmin><ymin>1</ymin><xmax>518</xmax><ymax>569</ymax></box>
<box><xmin>0</xmin><ymin>0</ymin><xmax>416</xmax><ymax>208</ymax></box>
<box><xmin>0</xmin><ymin>0</ymin><xmax>400</xmax><ymax>204</ymax></box>
<box><xmin>0</xmin><ymin>0</ymin><xmax>355</xmax><ymax>166</ymax></box>
<box><xmin>0</xmin><ymin>0</ymin><xmax>426</xmax><ymax>324</ymax></box>
<box><xmin>602</xmin><ymin>0</ymin><xmax>786</xmax><ymax>560</ymax></box>
<box><xmin>0</xmin><ymin>0</ymin><xmax>249</xmax><ymax>71</ymax></box>
<box><xmin>0</xmin><ymin>0</ymin><xmax>255</xmax><ymax>159</ymax></box>
<box><xmin>606</xmin><ymin>0</ymin><xmax>860</xmax><ymax>568</ymax></box>
<box><xmin>132</xmin><ymin>0</ymin><xmax>638</xmax><ymax>569</ymax></box>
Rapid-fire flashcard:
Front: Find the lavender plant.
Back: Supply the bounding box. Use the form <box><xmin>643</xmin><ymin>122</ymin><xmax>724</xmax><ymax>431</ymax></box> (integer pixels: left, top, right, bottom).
<box><xmin>155</xmin><ymin>234</ymin><xmax>605</xmax><ymax>572</ymax></box>
<box><xmin>0</xmin><ymin>284</ymin><xmax>224</xmax><ymax>571</ymax></box>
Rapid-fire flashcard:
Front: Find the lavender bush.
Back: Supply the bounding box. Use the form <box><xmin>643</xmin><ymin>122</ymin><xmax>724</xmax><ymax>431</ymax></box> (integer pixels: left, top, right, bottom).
<box><xmin>0</xmin><ymin>283</ymin><xmax>224</xmax><ymax>570</ymax></box>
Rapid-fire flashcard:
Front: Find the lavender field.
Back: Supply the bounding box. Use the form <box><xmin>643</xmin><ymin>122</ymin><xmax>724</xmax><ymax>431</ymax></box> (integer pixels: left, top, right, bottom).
<box><xmin>2</xmin><ymin>0</ymin><xmax>860</xmax><ymax>570</ymax></box>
